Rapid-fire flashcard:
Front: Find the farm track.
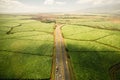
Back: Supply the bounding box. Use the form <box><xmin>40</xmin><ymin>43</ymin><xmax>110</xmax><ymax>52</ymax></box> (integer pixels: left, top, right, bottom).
<box><xmin>0</xmin><ymin>38</ymin><xmax>53</xmax><ymax>42</ymax></box>
<box><xmin>0</xmin><ymin>33</ymin><xmax>53</xmax><ymax>42</ymax></box>
<box><xmin>0</xmin><ymin>33</ymin><xmax>52</xmax><ymax>39</ymax></box>
<box><xmin>0</xmin><ymin>50</ymin><xmax>52</xmax><ymax>57</ymax></box>
<box><xmin>93</xmin><ymin>33</ymin><xmax>114</xmax><ymax>41</ymax></box>
<box><xmin>76</xmin><ymin>24</ymin><xmax>120</xmax><ymax>32</ymax></box>
<box><xmin>94</xmin><ymin>41</ymin><xmax>120</xmax><ymax>51</ymax></box>
<box><xmin>64</xmin><ymin>33</ymin><xmax>114</xmax><ymax>42</ymax></box>
<box><xmin>6</xmin><ymin>24</ymin><xmax>22</xmax><ymax>34</ymax></box>
<box><xmin>54</xmin><ymin>24</ymin><xmax>71</xmax><ymax>80</ymax></box>
<box><xmin>12</xmin><ymin>30</ymin><xmax>53</xmax><ymax>34</ymax></box>
<box><xmin>109</xmin><ymin>63</ymin><xmax>120</xmax><ymax>80</ymax></box>
<box><xmin>4</xmin><ymin>23</ymin><xmax>52</xmax><ymax>35</ymax></box>
<box><xmin>65</xmin><ymin>38</ymin><xmax>120</xmax><ymax>51</ymax></box>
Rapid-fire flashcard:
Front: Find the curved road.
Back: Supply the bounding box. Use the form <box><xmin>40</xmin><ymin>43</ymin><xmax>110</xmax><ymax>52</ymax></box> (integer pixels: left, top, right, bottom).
<box><xmin>54</xmin><ymin>24</ymin><xmax>71</xmax><ymax>80</ymax></box>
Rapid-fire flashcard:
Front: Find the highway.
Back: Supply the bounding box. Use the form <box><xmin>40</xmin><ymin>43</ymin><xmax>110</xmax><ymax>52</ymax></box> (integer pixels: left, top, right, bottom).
<box><xmin>54</xmin><ymin>24</ymin><xmax>70</xmax><ymax>80</ymax></box>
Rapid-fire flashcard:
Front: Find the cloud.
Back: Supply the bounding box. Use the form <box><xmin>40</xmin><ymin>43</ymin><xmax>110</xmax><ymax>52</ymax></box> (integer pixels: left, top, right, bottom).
<box><xmin>0</xmin><ymin>0</ymin><xmax>67</xmax><ymax>13</ymax></box>
<box><xmin>44</xmin><ymin>0</ymin><xmax>66</xmax><ymax>5</ymax></box>
<box><xmin>76</xmin><ymin>0</ymin><xmax>120</xmax><ymax>5</ymax></box>
<box><xmin>44</xmin><ymin>0</ymin><xmax>54</xmax><ymax>5</ymax></box>
<box><xmin>0</xmin><ymin>0</ymin><xmax>43</xmax><ymax>13</ymax></box>
<box><xmin>76</xmin><ymin>0</ymin><xmax>93</xmax><ymax>4</ymax></box>
<box><xmin>56</xmin><ymin>2</ymin><xmax>66</xmax><ymax>5</ymax></box>
<box><xmin>93</xmin><ymin>0</ymin><xmax>120</xmax><ymax>5</ymax></box>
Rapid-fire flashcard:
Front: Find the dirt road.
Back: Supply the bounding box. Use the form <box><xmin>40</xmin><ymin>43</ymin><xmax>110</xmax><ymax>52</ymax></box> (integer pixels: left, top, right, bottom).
<box><xmin>54</xmin><ymin>24</ymin><xmax>70</xmax><ymax>80</ymax></box>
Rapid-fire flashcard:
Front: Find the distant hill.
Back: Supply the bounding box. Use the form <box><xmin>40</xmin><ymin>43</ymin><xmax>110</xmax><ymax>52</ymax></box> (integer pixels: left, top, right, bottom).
<box><xmin>75</xmin><ymin>3</ymin><xmax>120</xmax><ymax>15</ymax></box>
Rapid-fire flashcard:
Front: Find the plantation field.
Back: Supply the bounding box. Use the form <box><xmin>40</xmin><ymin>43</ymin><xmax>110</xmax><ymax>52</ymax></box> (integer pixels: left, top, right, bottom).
<box><xmin>1</xmin><ymin>14</ymin><xmax>120</xmax><ymax>80</ymax></box>
<box><xmin>57</xmin><ymin>15</ymin><xmax>120</xmax><ymax>31</ymax></box>
<box><xmin>61</xmin><ymin>16</ymin><xmax>120</xmax><ymax>80</ymax></box>
<box><xmin>0</xmin><ymin>15</ymin><xmax>54</xmax><ymax>79</ymax></box>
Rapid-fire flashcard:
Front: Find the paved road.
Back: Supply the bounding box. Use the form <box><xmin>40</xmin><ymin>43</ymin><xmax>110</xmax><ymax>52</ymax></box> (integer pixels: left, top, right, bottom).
<box><xmin>54</xmin><ymin>24</ymin><xmax>70</xmax><ymax>80</ymax></box>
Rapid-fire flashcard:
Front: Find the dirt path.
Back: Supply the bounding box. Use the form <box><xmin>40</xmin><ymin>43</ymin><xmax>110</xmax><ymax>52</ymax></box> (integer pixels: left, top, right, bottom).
<box><xmin>109</xmin><ymin>63</ymin><xmax>120</xmax><ymax>80</ymax></box>
<box><xmin>54</xmin><ymin>24</ymin><xmax>71</xmax><ymax>80</ymax></box>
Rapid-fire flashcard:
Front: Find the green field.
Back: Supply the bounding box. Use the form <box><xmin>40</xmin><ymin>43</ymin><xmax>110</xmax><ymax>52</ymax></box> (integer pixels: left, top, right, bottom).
<box><xmin>0</xmin><ymin>15</ymin><xmax>54</xmax><ymax>79</ymax></box>
<box><xmin>0</xmin><ymin>14</ymin><xmax>120</xmax><ymax>80</ymax></box>
<box><xmin>61</xmin><ymin>16</ymin><xmax>120</xmax><ymax>80</ymax></box>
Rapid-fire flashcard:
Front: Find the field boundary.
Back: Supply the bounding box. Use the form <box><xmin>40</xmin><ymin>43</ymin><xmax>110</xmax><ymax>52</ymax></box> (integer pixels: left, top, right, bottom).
<box><xmin>65</xmin><ymin>38</ymin><xmax>120</xmax><ymax>51</ymax></box>
<box><xmin>50</xmin><ymin>24</ymin><xmax>56</xmax><ymax>80</ymax></box>
<box><xmin>75</xmin><ymin>24</ymin><xmax>120</xmax><ymax>32</ymax></box>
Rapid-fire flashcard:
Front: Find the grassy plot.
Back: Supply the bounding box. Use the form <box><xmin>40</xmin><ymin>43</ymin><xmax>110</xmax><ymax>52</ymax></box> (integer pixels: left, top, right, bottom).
<box><xmin>0</xmin><ymin>15</ymin><xmax>54</xmax><ymax>79</ymax></box>
<box><xmin>62</xmin><ymin>23</ymin><xmax>120</xmax><ymax>80</ymax></box>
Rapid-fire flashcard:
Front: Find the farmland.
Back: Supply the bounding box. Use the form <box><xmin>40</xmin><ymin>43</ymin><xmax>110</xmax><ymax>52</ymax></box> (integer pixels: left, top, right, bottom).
<box><xmin>0</xmin><ymin>14</ymin><xmax>54</xmax><ymax>79</ymax></box>
<box><xmin>0</xmin><ymin>14</ymin><xmax>120</xmax><ymax>80</ymax></box>
<box><xmin>60</xmin><ymin>15</ymin><xmax>120</xmax><ymax>80</ymax></box>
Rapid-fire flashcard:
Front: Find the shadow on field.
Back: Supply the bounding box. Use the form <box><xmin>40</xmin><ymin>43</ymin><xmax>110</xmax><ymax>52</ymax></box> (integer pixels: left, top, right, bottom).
<box><xmin>65</xmin><ymin>43</ymin><xmax>120</xmax><ymax>80</ymax></box>
<box><xmin>0</xmin><ymin>43</ymin><xmax>53</xmax><ymax>56</ymax></box>
<box><xmin>0</xmin><ymin>43</ymin><xmax>53</xmax><ymax>79</ymax></box>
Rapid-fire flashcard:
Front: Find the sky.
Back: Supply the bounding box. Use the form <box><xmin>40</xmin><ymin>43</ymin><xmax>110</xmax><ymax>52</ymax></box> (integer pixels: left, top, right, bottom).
<box><xmin>0</xmin><ymin>0</ymin><xmax>120</xmax><ymax>13</ymax></box>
